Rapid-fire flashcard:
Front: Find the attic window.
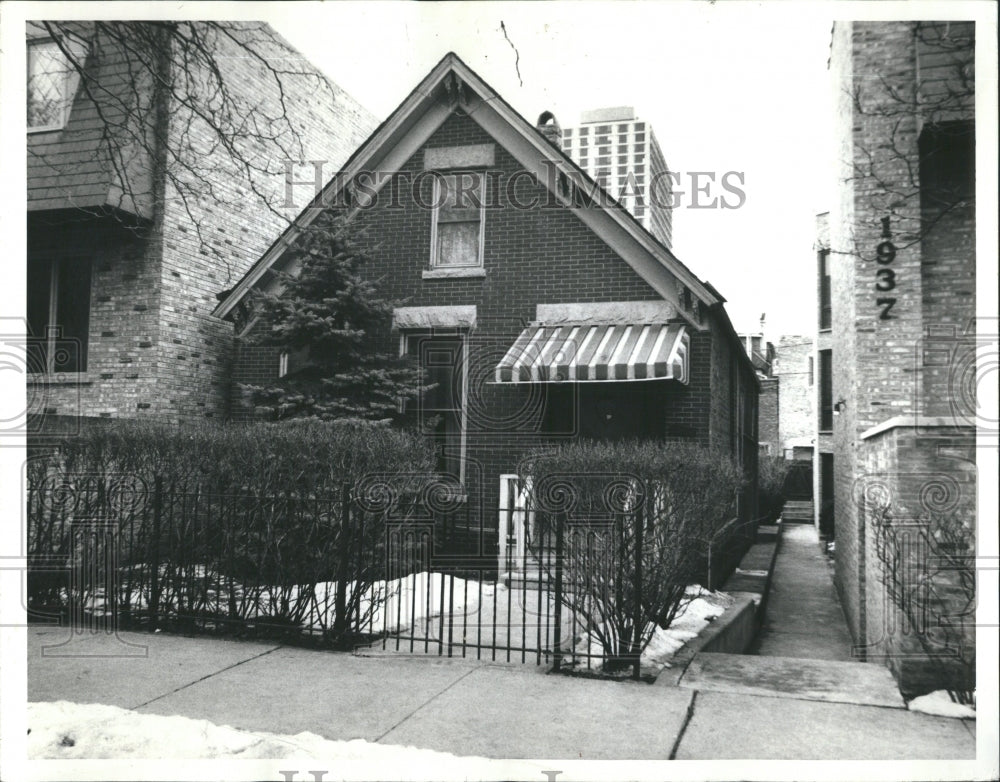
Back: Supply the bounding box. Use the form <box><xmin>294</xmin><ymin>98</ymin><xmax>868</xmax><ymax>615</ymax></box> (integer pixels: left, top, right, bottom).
<box><xmin>27</xmin><ymin>37</ymin><xmax>85</xmax><ymax>132</ymax></box>
<box><xmin>430</xmin><ymin>172</ymin><xmax>485</xmax><ymax>269</ymax></box>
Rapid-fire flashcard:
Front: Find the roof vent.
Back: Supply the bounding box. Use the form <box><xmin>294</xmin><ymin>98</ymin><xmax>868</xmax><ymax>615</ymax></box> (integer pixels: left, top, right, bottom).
<box><xmin>536</xmin><ymin>111</ymin><xmax>562</xmax><ymax>148</ymax></box>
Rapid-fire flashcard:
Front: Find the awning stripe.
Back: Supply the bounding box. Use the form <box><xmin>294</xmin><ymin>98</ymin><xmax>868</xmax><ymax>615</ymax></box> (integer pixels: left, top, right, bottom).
<box><xmin>574</xmin><ymin>325</ymin><xmax>603</xmax><ymax>379</ymax></box>
<box><xmin>496</xmin><ymin>322</ymin><xmax>689</xmax><ymax>384</ymax></box>
<box><xmin>532</xmin><ymin>328</ymin><xmax>564</xmax><ymax>382</ymax></box>
<box><xmin>644</xmin><ymin>325</ymin><xmax>669</xmax><ymax>380</ymax></box>
<box><xmin>666</xmin><ymin>327</ymin><xmax>687</xmax><ymax>384</ymax></box>
<box><xmin>626</xmin><ymin>325</ymin><xmax>652</xmax><ymax>380</ymax></box>
<box><xmin>513</xmin><ymin>327</ymin><xmax>546</xmax><ymax>382</ymax></box>
<box><xmin>612</xmin><ymin>326</ymin><xmax>643</xmax><ymax>380</ymax></box>
<box><xmin>547</xmin><ymin>325</ymin><xmax>580</xmax><ymax>382</ymax></box>
<box><xmin>566</xmin><ymin>325</ymin><xmax>597</xmax><ymax>381</ymax></box>
<box><xmin>589</xmin><ymin>326</ymin><xmax>618</xmax><ymax>380</ymax></box>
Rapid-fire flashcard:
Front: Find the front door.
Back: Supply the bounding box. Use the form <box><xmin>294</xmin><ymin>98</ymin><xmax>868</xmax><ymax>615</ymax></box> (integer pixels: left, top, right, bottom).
<box><xmin>406</xmin><ymin>334</ymin><xmax>465</xmax><ymax>482</ymax></box>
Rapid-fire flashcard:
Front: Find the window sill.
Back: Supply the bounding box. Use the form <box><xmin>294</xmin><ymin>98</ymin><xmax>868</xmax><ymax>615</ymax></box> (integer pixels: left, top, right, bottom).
<box><xmin>818</xmin><ymin>328</ymin><xmax>832</xmax><ymax>334</ymax></box>
<box><xmin>422</xmin><ymin>267</ymin><xmax>486</xmax><ymax>280</ymax></box>
<box><xmin>818</xmin><ymin>429</ymin><xmax>833</xmax><ymax>435</ymax></box>
<box><xmin>27</xmin><ymin>373</ymin><xmax>92</xmax><ymax>386</ymax></box>
<box><xmin>27</xmin><ymin>125</ymin><xmax>66</xmax><ymax>135</ymax></box>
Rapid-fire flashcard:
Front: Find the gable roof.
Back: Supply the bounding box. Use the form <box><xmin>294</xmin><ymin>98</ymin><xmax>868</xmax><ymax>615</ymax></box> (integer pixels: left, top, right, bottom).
<box><xmin>212</xmin><ymin>52</ymin><xmax>722</xmax><ymax>327</ymax></box>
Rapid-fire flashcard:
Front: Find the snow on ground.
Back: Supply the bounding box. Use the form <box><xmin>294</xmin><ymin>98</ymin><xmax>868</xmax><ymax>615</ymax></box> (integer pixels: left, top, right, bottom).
<box><xmin>568</xmin><ymin>585</ymin><xmax>732</xmax><ymax>669</ymax></box>
<box><xmin>76</xmin><ymin>570</ymin><xmax>480</xmax><ymax>635</ymax></box>
<box><xmin>907</xmin><ymin>690</ymin><xmax>977</xmax><ymax>719</ymax></box>
<box><xmin>78</xmin><ymin>569</ymin><xmax>727</xmax><ymax>668</ymax></box>
<box><xmin>642</xmin><ymin>586</ymin><xmax>732</xmax><ymax>668</ymax></box>
<box><xmin>28</xmin><ymin>701</ymin><xmax>496</xmax><ymax>765</ymax></box>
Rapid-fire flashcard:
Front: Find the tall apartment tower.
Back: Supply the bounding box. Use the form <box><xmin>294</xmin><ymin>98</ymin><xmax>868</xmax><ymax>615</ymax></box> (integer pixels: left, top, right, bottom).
<box><xmin>561</xmin><ymin>107</ymin><xmax>673</xmax><ymax>248</ymax></box>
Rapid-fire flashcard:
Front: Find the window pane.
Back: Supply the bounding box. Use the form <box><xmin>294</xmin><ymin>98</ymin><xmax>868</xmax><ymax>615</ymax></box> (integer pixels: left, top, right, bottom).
<box><xmin>819</xmin><ymin>250</ymin><xmax>832</xmax><ymax>329</ymax></box>
<box><xmin>413</xmin><ymin>339</ymin><xmax>463</xmax><ymax>412</ymax></box>
<box><xmin>26</xmin><ymin>257</ymin><xmax>52</xmax><ymax>373</ymax></box>
<box><xmin>437</xmin><ymin>222</ymin><xmax>480</xmax><ymax>267</ymax></box>
<box><xmin>434</xmin><ymin>174</ymin><xmax>482</xmax><ymax>267</ymax></box>
<box><xmin>819</xmin><ymin>349</ymin><xmax>833</xmax><ymax>430</ymax></box>
<box><xmin>408</xmin><ymin>337</ymin><xmax>464</xmax><ymax>479</ymax></box>
<box><xmin>54</xmin><ymin>259</ymin><xmax>91</xmax><ymax>372</ymax></box>
<box><xmin>437</xmin><ymin>174</ymin><xmax>482</xmax><ymax>222</ymax></box>
<box><xmin>27</xmin><ymin>42</ymin><xmax>70</xmax><ymax>128</ymax></box>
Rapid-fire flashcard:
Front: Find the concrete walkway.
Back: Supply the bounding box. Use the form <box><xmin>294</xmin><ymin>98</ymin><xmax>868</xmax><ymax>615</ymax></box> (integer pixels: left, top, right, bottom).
<box><xmin>752</xmin><ymin>522</ymin><xmax>856</xmax><ymax>660</ymax></box>
<box><xmin>26</xmin><ymin>626</ymin><xmax>976</xmax><ymax>761</ymax></box>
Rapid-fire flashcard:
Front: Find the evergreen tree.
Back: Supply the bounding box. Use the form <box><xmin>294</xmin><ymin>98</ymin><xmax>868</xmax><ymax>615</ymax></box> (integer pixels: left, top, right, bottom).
<box><xmin>240</xmin><ymin>216</ymin><xmax>430</xmax><ymax>424</ymax></box>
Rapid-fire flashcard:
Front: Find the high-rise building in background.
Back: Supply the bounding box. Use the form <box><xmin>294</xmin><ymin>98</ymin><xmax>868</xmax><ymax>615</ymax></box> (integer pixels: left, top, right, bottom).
<box><xmin>561</xmin><ymin>107</ymin><xmax>673</xmax><ymax>248</ymax></box>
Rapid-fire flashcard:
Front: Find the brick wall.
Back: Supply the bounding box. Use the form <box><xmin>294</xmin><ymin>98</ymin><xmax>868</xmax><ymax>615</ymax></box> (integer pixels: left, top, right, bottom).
<box><xmin>829</xmin><ymin>22</ymin><xmax>976</xmax><ymax>688</ymax></box>
<box><xmin>232</xmin><ymin>111</ymin><xmax>757</xmax><ymax>547</ymax></box>
<box><xmin>774</xmin><ymin>335</ymin><xmax>813</xmax><ymax>450</ymax></box>
<box><xmin>27</xmin><ymin>22</ymin><xmax>378</xmax><ymax>423</ymax></box>
<box><xmin>27</xmin><ymin>215</ymin><xmax>161</xmax><ymax>419</ymax></box>
<box><xmin>858</xmin><ymin>423</ymin><xmax>976</xmax><ymax>695</ymax></box>
<box><xmin>813</xmin><ymin>213</ymin><xmax>834</xmax><ymax>524</ymax></box>
<box><xmin>758</xmin><ymin>378</ymin><xmax>779</xmax><ymax>454</ymax></box>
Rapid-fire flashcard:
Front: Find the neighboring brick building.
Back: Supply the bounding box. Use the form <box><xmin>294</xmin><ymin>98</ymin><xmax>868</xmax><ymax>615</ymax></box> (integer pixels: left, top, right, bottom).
<box><xmin>774</xmin><ymin>335</ymin><xmax>814</xmax><ymax>459</ymax></box>
<box><xmin>758</xmin><ymin>377</ymin><xmax>779</xmax><ymax>456</ymax></box>
<box><xmin>736</xmin><ymin>322</ymin><xmax>814</xmax><ymax>463</ymax></box>
<box><xmin>26</xmin><ymin>22</ymin><xmax>376</xmax><ymax>424</ymax></box>
<box><xmin>216</xmin><ymin>53</ymin><xmax>760</xmax><ymax>570</ymax></box>
<box><xmin>826</xmin><ymin>21</ymin><xmax>975</xmax><ymax>695</ymax></box>
<box><xmin>737</xmin><ymin>320</ymin><xmax>778</xmax><ymax>455</ymax></box>
<box><xmin>814</xmin><ymin>212</ymin><xmax>835</xmax><ymax>537</ymax></box>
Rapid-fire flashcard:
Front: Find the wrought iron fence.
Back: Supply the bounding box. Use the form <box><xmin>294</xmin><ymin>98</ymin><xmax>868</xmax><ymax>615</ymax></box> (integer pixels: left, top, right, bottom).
<box><xmin>27</xmin><ymin>468</ymin><xmax>752</xmax><ymax>677</ymax></box>
<box><xmin>26</xmin><ymin>468</ymin><xmax>429</xmax><ymax>645</ymax></box>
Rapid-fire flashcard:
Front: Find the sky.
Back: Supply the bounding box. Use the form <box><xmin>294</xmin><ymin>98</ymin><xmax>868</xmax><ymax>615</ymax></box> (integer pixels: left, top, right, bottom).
<box><xmin>266</xmin><ymin>2</ymin><xmax>837</xmax><ymax>338</ymax></box>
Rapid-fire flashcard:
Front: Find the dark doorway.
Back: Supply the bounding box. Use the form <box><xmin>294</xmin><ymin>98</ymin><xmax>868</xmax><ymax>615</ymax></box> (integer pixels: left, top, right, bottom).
<box><xmin>819</xmin><ymin>453</ymin><xmax>835</xmax><ymax>539</ymax></box>
<box><xmin>783</xmin><ymin>460</ymin><xmax>813</xmax><ymax>501</ymax></box>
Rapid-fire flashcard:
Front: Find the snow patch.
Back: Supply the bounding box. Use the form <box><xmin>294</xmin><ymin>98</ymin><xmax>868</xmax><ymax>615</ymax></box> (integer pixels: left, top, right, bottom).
<box><xmin>907</xmin><ymin>690</ymin><xmax>976</xmax><ymax>719</ymax></box>
<box><xmin>28</xmin><ymin>701</ymin><xmax>496</xmax><ymax>763</ymax></box>
<box><xmin>73</xmin><ymin>570</ymin><xmax>480</xmax><ymax>635</ymax></box>
<box><xmin>566</xmin><ymin>585</ymin><xmax>731</xmax><ymax>670</ymax></box>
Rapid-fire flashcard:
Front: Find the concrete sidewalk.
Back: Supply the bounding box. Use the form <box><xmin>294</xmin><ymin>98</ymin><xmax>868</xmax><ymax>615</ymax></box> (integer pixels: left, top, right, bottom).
<box><xmin>751</xmin><ymin>522</ymin><xmax>855</xmax><ymax>660</ymax></box>
<box><xmin>27</xmin><ymin>626</ymin><xmax>975</xmax><ymax>760</ymax></box>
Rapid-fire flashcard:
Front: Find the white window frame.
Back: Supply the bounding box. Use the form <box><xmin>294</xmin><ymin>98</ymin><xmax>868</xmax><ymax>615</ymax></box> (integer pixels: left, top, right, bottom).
<box><xmin>429</xmin><ymin>172</ymin><xmax>486</xmax><ymax>270</ymax></box>
<box><xmin>26</xmin><ymin>35</ymin><xmax>86</xmax><ymax>133</ymax></box>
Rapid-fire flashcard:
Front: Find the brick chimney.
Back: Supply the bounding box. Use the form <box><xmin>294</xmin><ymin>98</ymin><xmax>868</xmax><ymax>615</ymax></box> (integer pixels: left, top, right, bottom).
<box><xmin>536</xmin><ymin>111</ymin><xmax>562</xmax><ymax>148</ymax></box>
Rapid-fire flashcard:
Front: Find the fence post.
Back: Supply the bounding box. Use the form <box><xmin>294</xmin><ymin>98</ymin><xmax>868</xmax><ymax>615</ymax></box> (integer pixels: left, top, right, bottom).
<box><xmin>552</xmin><ymin>511</ymin><xmax>564</xmax><ymax>673</ymax></box>
<box><xmin>335</xmin><ymin>482</ymin><xmax>351</xmax><ymax>639</ymax></box>
<box><xmin>707</xmin><ymin>537</ymin><xmax>713</xmax><ymax>592</ymax></box>
<box><xmin>632</xmin><ymin>490</ymin><xmax>644</xmax><ymax>680</ymax></box>
<box><xmin>149</xmin><ymin>475</ymin><xmax>162</xmax><ymax>633</ymax></box>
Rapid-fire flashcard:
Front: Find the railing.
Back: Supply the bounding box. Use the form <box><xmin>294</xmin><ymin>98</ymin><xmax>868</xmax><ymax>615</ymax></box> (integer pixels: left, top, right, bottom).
<box><xmin>26</xmin><ymin>470</ymin><xmax>423</xmax><ymax>645</ymax></box>
<box><xmin>27</xmin><ymin>468</ymin><xmax>753</xmax><ymax>676</ymax></box>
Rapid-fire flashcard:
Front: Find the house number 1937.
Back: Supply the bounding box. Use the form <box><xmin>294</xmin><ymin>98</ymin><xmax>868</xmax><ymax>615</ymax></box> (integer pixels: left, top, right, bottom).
<box><xmin>875</xmin><ymin>218</ymin><xmax>896</xmax><ymax>320</ymax></box>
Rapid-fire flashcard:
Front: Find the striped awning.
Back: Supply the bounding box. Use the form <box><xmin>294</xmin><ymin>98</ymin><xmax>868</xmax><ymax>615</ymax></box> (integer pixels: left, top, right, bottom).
<box><xmin>495</xmin><ymin>323</ymin><xmax>688</xmax><ymax>384</ymax></box>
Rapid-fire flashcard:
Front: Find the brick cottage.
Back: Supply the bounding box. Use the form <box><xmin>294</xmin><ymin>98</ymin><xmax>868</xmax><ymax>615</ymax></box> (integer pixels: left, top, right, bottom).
<box><xmin>215</xmin><ymin>53</ymin><xmax>760</xmax><ymax>565</ymax></box>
